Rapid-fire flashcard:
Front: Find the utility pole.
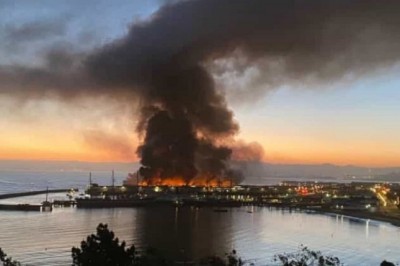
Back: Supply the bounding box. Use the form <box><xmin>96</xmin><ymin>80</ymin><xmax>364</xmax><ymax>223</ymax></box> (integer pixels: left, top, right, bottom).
<box><xmin>45</xmin><ymin>186</ymin><xmax>49</xmax><ymax>202</ymax></box>
<box><xmin>89</xmin><ymin>172</ymin><xmax>92</xmax><ymax>187</ymax></box>
<box><xmin>111</xmin><ymin>170</ymin><xmax>115</xmax><ymax>200</ymax></box>
<box><xmin>112</xmin><ymin>169</ymin><xmax>115</xmax><ymax>188</ymax></box>
<box><xmin>136</xmin><ymin>171</ymin><xmax>141</xmax><ymax>195</ymax></box>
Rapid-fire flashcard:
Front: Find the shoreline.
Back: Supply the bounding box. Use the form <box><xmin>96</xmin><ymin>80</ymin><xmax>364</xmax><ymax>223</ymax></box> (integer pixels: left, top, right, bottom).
<box><xmin>2</xmin><ymin>188</ymin><xmax>400</xmax><ymax>228</ymax></box>
<box><xmin>76</xmin><ymin>198</ymin><xmax>400</xmax><ymax>227</ymax></box>
<box><xmin>304</xmin><ymin>208</ymin><xmax>400</xmax><ymax>227</ymax></box>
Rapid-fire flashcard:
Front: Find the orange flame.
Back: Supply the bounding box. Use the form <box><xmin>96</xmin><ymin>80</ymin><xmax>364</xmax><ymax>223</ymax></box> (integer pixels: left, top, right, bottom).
<box><xmin>139</xmin><ymin>176</ymin><xmax>186</xmax><ymax>186</ymax></box>
<box><xmin>139</xmin><ymin>175</ymin><xmax>233</xmax><ymax>187</ymax></box>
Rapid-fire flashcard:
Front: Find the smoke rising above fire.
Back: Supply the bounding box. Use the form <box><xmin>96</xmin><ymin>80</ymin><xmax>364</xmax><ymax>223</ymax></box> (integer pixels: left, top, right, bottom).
<box><xmin>1</xmin><ymin>0</ymin><xmax>400</xmax><ymax>182</ymax></box>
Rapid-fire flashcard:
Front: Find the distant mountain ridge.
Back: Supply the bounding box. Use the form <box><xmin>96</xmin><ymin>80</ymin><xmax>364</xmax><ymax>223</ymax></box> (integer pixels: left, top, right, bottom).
<box><xmin>233</xmin><ymin>161</ymin><xmax>400</xmax><ymax>180</ymax></box>
<box><xmin>0</xmin><ymin>160</ymin><xmax>399</xmax><ymax>181</ymax></box>
<box><xmin>0</xmin><ymin>160</ymin><xmax>139</xmax><ymax>172</ymax></box>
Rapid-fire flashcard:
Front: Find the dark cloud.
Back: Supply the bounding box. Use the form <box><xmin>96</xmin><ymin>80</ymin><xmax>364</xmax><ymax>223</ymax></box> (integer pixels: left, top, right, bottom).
<box><xmin>137</xmin><ymin>110</ymin><xmax>198</xmax><ymax>181</ymax></box>
<box><xmin>0</xmin><ymin>64</ymin><xmax>88</xmax><ymax>99</ymax></box>
<box><xmin>2</xmin><ymin>1</ymin><xmax>400</xmax><ymax>101</ymax></box>
<box><xmin>1</xmin><ymin>0</ymin><xmax>400</xmax><ymax>182</ymax></box>
<box><xmin>85</xmin><ymin>0</ymin><xmax>400</xmax><ymax>182</ymax></box>
<box><xmin>231</xmin><ymin>141</ymin><xmax>265</xmax><ymax>162</ymax></box>
<box><xmin>5</xmin><ymin>19</ymin><xmax>67</xmax><ymax>43</ymax></box>
<box><xmin>0</xmin><ymin>46</ymin><xmax>133</xmax><ymax>100</ymax></box>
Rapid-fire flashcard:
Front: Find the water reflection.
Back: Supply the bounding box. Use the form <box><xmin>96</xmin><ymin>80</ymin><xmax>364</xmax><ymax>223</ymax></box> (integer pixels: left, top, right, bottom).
<box><xmin>133</xmin><ymin>206</ymin><xmax>232</xmax><ymax>261</ymax></box>
<box><xmin>0</xmin><ymin>207</ymin><xmax>399</xmax><ymax>265</ymax></box>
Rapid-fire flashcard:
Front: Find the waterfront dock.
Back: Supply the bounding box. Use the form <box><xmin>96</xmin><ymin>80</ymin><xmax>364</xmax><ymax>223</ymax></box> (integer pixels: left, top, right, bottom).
<box><xmin>0</xmin><ymin>188</ymin><xmax>78</xmax><ymax>212</ymax></box>
<box><xmin>0</xmin><ymin>203</ymin><xmax>41</xmax><ymax>211</ymax></box>
<box><xmin>0</xmin><ymin>188</ymin><xmax>77</xmax><ymax>200</ymax></box>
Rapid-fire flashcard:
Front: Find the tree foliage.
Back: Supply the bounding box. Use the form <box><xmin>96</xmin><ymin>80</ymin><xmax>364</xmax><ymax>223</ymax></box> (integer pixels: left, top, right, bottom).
<box><xmin>71</xmin><ymin>223</ymin><xmax>245</xmax><ymax>266</ymax></box>
<box><xmin>71</xmin><ymin>223</ymin><xmax>170</xmax><ymax>266</ymax></box>
<box><xmin>199</xmin><ymin>250</ymin><xmax>243</xmax><ymax>266</ymax></box>
<box><xmin>72</xmin><ymin>223</ymin><xmax>137</xmax><ymax>266</ymax></box>
<box><xmin>274</xmin><ymin>245</ymin><xmax>341</xmax><ymax>266</ymax></box>
<box><xmin>0</xmin><ymin>248</ymin><xmax>21</xmax><ymax>266</ymax></box>
<box><xmin>380</xmin><ymin>261</ymin><xmax>396</xmax><ymax>266</ymax></box>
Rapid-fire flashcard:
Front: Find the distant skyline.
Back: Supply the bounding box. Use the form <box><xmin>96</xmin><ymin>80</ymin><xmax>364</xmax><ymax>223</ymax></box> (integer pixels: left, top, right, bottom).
<box><xmin>0</xmin><ymin>1</ymin><xmax>400</xmax><ymax>167</ymax></box>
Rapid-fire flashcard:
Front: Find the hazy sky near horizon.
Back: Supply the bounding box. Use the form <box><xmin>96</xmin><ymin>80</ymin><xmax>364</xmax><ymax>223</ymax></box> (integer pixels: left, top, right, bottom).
<box><xmin>0</xmin><ymin>0</ymin><xmax>400</xmax><ymax>167</ymax></box>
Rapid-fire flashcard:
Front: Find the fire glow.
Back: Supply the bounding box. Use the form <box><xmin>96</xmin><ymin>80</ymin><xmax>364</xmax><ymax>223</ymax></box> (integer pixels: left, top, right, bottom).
<box><xmin>124</xmin><ymin>172</ymin><xmax>235</xmax><ymax>187</ymax></box>
<box><xmin>138</xmin><ymin>176</ymin><xmax>233</xmax><ymax>188</ymax></box>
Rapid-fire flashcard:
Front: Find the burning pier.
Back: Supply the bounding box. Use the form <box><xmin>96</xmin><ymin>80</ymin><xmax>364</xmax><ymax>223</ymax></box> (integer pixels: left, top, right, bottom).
<box><xmin>77</xmin><ymin>180</ymin><xmax>384</xmax><ymax>214</ymax></box>
<box><xmin>124</xmin><ymin>171</ymin><xmax>235</xmax><ymax>188</ymax></box>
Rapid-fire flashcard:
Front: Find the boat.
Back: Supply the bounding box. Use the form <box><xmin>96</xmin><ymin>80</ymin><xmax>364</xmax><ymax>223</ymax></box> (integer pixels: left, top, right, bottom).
<box><xmin>41</xmin><ymin>187</ymin><xmax>53</xmax><ymax>212</ymax></box>
<box><xmin>213</xmin><ymin>209</ymin><xmax>228</xmax><ymax>213</ymax></box>
<box><xmin>42</xmin><ymin>201</ymin><xmax>53</xmax><ymax>212</ymax></box>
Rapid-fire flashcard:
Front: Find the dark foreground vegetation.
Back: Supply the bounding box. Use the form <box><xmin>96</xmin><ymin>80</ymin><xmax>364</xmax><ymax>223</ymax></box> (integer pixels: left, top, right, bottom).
<box><xmin>1</xmin><ymin>223</ymin><xmax>397</xmax><ymax>265</ymax></box>
<box><xmin>0</xmin><ymin>248</ymin><xmax>21</xmax><ymax>266</ymax></box>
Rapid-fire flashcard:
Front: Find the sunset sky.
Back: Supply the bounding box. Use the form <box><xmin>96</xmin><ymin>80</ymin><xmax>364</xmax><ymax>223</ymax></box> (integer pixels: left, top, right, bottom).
<box><xmin>1</xmin><ymin>0</ymin><xmax>400</xmax><ymax>167</ymax></box>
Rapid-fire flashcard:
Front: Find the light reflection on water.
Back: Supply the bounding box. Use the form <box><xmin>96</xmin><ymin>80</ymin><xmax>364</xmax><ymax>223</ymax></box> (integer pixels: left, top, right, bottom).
<box><xmin>0</xmin><ymin>206</ymin><xmax>399</xmax><ymax>265</ymax></box>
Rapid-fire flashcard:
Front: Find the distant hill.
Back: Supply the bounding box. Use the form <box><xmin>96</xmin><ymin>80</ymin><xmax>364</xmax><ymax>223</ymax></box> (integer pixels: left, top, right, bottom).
<box><xmin>0</xmin><ymin>160</ymin><xmax>139</xmax><ymax>172</ymax></box>
<box><xmin>0</xmin><ymin>160</ymin><xmax>399</xmax><ymax>181</ymax></box>
<box><xmin>233</xmin><ymin>161</ymin><xmax>400</xmax><ymax>180</ymax></box>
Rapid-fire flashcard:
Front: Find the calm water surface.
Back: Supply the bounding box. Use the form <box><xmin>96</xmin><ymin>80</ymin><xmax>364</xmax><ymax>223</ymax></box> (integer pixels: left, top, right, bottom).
<box><xmin>0</xmin><ymin>205</ymin><xmax>399</xmax><ymax>265</ymax></box>
<box><xmin>0</xmin><ymin>171</ymin><xmax>399</xmax><ymax>265</ymax></box>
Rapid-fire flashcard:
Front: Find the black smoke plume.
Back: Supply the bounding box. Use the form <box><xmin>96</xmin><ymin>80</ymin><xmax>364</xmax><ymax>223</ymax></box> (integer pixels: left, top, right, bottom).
<box><xmin>2</xmin><ymin>0</ymin><xmax>400</xmax><ymax>183</ymax></box>
<box><xmin>86</xmin><ymin>0</ymin><xmax>400</xmax><ymax>183</ymax></box>
<box><xmin>88</xmin><ymin>0</ymin><xmax>399</xmax><ymax>181</ymax></box>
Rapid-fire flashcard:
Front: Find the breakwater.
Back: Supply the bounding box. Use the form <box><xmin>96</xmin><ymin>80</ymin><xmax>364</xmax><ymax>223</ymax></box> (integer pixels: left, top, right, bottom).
<box><xmin>0</xmin><ymin>188</ymin><xmax>76</xmax><ymax>199</ymax></box>
<box><xmin>0</xmin><ymin>203</ymin><xmax>41</xmax><ymax>211</ymax></box>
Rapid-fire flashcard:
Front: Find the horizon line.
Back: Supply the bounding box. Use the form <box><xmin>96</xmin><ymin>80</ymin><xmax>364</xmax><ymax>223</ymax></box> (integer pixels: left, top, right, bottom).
<box><xmin>0</xmin><ymin>158</ymin><xmax>399</xmax><ymax>169</ymax></box>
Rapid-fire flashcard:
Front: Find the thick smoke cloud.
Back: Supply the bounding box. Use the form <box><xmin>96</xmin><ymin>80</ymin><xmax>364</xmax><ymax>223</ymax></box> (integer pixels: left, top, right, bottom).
<box><xmin>5</xmin><ymin>19</ymin><xmax>67</xmax><ymax>43</ymax></box>
<box><xmin>83</xmin><ymin>129</ymin><xmax>137</xmax><ymax>161</ymax></box>
<box><xmin>231</xmin><ymin>141</ymin><xmax>265</xmax><ymax>162</ymax></box>
<box><xmin>1</xmin><ymin>0</ymin><xmax>400</xmax><ymax>183</ymax></box>
<box><xmin>85</xmin><ymin>0</ymin><xmax>400</xmax><ymax>182</ymax></box>
<box><xmin>88</xmin><ymin>0</ymin><xmax>400</xmax><ymax>84</ymax></box>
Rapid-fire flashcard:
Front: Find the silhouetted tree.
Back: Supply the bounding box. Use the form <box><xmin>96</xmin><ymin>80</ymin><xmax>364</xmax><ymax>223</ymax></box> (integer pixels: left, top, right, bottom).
<box><xmin>381</xmin><ymin>260</ymin><xmax>395</xmax><ymax>266</ymax></box>
<box><xmin>71</xmin><ymin>224</ymin><xmax>172</xmax><ymax>266</ymax></box>
<box><xmin>226</xmin><ymin>250</ymin><xmax>243</xmax><ymax>266</ymax></box>
<box><xmin>199</xmin><ymin>255</ymin><xmax>227</xmax><ymax>266</ymax></box>
<box><xmin>0</xmin><ymin>248</ymin><xmax>21</xmax><ymax>266</ymax></box>
<box><xmin>199</xmin><ymin>250</ymin><xmax>243</xmax><ymax>266</ymax></box>
<box><xmin>71</xmin><ymin>223</ymin><xmax>137</xmax><ymax>266</ymax></box>
<box><xmin>135</xmin><ymin>247</ymin><xmax>170</xmax><ymax>266</ymax></box>
<box><xmin>274</xmin><ymin>245</ymin><xmax>340</xmax><ymax>266</ymax></box>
